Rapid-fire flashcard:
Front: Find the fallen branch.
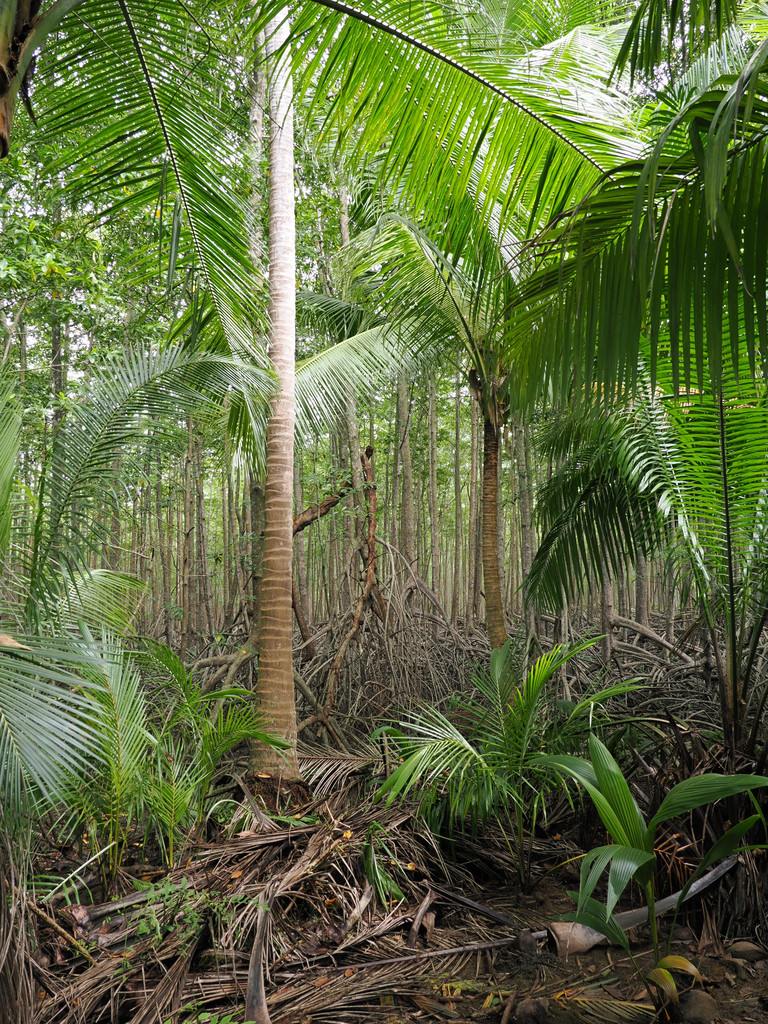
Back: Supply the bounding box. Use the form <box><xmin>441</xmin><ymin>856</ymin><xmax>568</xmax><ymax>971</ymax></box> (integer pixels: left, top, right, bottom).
<box><xmin>329</xmin><ymin>935</ymin><xmax>520</xmax><ymax>971</ymax></box>
<box><xmin>426</xmin><ymin>882</ymin><xmax>518</xmax><ymax>928</ymax></box>
<box><xmin>546</xmin><ymin>855</ymin><xmax>739</xmax><ymax>956</ymax></box>
<box><xmin>407</xmin><ymin>889</ymin><xmax>436</xmax><ymax>948</ymax></box>
<box><xmin>26</xmin><ymin>900</ymin><xmax>94</xmax><ymax>965</ymax></box>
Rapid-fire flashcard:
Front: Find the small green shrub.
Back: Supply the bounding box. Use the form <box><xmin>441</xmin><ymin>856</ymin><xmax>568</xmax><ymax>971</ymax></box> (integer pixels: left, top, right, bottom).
<box><xmin>376</xmin><ymin>639</ymin><xmax>637</xmax><ymax>885</ymax></box>
<box><xmin>539</xmin><ymin>734</ymin><xmax>768</xmax><ymax>1005</ymax></box>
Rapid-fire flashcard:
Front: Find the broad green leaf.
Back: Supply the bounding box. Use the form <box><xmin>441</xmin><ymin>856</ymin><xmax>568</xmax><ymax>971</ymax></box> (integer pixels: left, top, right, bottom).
<box><xmin>588</xmin><ymin>734</ymin><xmax>647</xmax><ymax>848</ymax></box>
<box><xmin>648</xmin><ymin>774</ymin><xmax>768</xmax><ymax>835</ymax></box>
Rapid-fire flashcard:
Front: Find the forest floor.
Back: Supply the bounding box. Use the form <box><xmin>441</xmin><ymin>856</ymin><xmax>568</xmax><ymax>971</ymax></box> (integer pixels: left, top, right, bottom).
<box><xmin>28</xmin><ymin>776</ymin><xmax>768</xmax><ymax>1024</ymax></box>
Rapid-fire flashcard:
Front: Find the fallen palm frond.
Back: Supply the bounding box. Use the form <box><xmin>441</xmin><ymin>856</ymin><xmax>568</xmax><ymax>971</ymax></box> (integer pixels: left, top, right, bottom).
<box><xmin>26</xmin><ymin>787</ymin><xmax>742</xmax><ymax>1024</ymax></box>
<box><xmin>553</xmin><ymin>996</ymin><xmax>656</xmax><ymax>1024</ymax></box>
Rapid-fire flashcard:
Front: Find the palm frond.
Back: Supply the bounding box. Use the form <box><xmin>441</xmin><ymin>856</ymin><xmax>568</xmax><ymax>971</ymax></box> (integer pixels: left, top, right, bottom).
<box><xmin>16</xmin><ymin>343</ymin><xmax>270</xmax><ymax>629</ymax></box>
<box><xmin>513</xmin><ymin>38</ymin><xmax>768</xmax><ymax>397</ymax></box>
<box><xmin>0</xmin><ymin>638</ymin><xmax>103</xmax><ymax>827</ymax></box>
<box><xmin>34</xmin><ymin>0</ymin><xmax>266</xmax><ymax>356</ymax></box>
<box><xmin>526</xmin><ymin>401</ymin><xmax>670</xmax><ymax>610</ymax></box>
<box><xmin>61</xmin><ymin>570</ymin><xmax>147</xmax><ymax>634</ymax></box>
<box><xmin>615</xmin><ymin>0</ymin><xmax>740</xmax><ymax>83</ymax></box>
<box><xmin>254</xmin><ymin>0</ymin><xmax>643</xmax><ymax>250</ymax></box>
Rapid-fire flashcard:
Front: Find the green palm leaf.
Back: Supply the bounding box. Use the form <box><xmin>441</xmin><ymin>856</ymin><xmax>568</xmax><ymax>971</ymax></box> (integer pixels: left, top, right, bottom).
<box><xmin>647</xmin><ymin>773</ymin><xmax>768</xmax><ymax>837</ymax></box>
<box><xmin>255</xmin><ymin>0</ymin><xmax>643</xmax><ymax>249</ymax></box>
<box><xmin>33</xmin><ymin>0</ymin><xmax>266</xmax><ymax>357</ymax></box>
<box><xmin>0</xmin><ymin>638</ymin><xmax>103</xmax><ymax>826</ymax></box>
<box><xmin>513</xmin><ymin>36</ymin><xmax>768</xmax><ymax>397</ymax></box>
<box><xmin>12</xmin><ymin>343</ymin><xmax>270</xmax><ymax>630</ymax></box>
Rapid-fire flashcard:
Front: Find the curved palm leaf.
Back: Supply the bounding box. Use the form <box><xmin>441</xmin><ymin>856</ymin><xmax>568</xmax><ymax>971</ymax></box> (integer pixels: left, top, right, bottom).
<box><xmin>2</xmin><ymin>343</ymin><xmax>271</xmax><ymax>630</ymax></box>
<box><xmin>526</xmin><ymin>400</ymin><xmax>671</xmax><ymax>609</ymax></box>
<box><xmin>254</xmin><ymin>0</ymin><xmax>643</xmax><ymax>252</ymax></box>
<box><xmin>512</xmin><ymin>36</ymin><xmax>768</xmax><ymax>398</ymax></box>
<box><xmin>0</xmin><ymin>637</ymin><xmax>103</xmax><ymax>827</ymax></box>
<box><xmin>29</xmin><ymin>0</ymin><xmax>266</xmax><ymax>357</ymax></box>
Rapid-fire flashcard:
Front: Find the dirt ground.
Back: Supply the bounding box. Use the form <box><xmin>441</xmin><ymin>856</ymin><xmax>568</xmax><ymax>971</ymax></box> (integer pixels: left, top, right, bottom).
<box><xmin>27</xmin><ymin>795</ymin><xmax>768</xmax><ymax>1024</ymax></box>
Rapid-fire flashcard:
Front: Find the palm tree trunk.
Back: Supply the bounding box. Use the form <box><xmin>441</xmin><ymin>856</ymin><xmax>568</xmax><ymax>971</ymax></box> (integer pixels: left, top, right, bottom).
<box><xmin>253</xmin><ymin>14</ymin><xmax>299</xmax><ymax>778</ymax></box>
<box><xmin>397</xmin><ymin>371</ymin><xmax>416</xmax><ymax>568</ymax></box>
<box><xmin>468</xmin><ymin>391</ymin><xmax>479</xmax><ymax>629</ymax></box>
<box><xmin>451</xmin><ymin>363</ymin><xmax>462</xmax><ymax>626</ymax></box>
<box><xmin>482</xmin><ymin>416</ymin><xmax>508</xmax><ymax>649</ymax></box>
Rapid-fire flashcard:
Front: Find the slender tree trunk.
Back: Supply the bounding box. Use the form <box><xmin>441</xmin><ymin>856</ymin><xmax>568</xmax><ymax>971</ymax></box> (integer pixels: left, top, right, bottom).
<box><xmin>600</xmin><ymin>555</ymin><xmax>614</xmax><ymax>663</ymax></box>
<box><xmin>293</xmin><ymin>445</ymin><xmax>309</xmax><ymax>624</ymax></box>
<box><xmin>635</xmin><ymin>552</ymin><xmax>649</xmax><ymax>627</ymax></box>
<box><xmin>397</xmin><ymin>371</ymin><xmax>416</xmax><ymax>568</ymax></box>
<box><xmin>253</xmin><ymin>15</ymin><xmax>300</xmax><ymax>777</ymax></box>
<box><xmin>427</xmin><ymin>374</ymin><xmax>440</xmax><ymax>599</ymax></box>
<box><xmin>467</xmin><ymin>391</ymin><xmax>479</xmax><ymax>629</ymax></box>
<box><xmin>51</xmin><ymin>319</ymin><xmax>65</xmax><ymax>432</ymax></box>
<box><xmin>156</xmin><ymin>456</ymin><xmax>171</xmax><ymax>642</ymax></box>
<box><xmin>194</xmin><ymin>434</ymin><xmax>214</xmax><ymax>637</ymax></box>
<box><xmin>50</xmin><ymin>196</ymin><xmax>65</xmax><ymax>432</ymax></box>
<box><xmin>473</xmin><ymin>452</ymin><xmax>483</xmax><ymax>622</ymax></box>
<box><xmin>338</xmin><ymin>189</ymin><xmax>366</xmax><ymax>561</ymax></box>
<box><xmin>451</xmin><ymin>364</ymin><xmax>462</xmax><ymax>626</ymax></box>
<box><xmin>515</xmin><ymin>416</ymin><xmax>536</xmax><ymax>639</ymax></box>
<box><xmin>482</xmin><ymin>416</ymin><xmax>508</xmax><ymax>649</ymax></box>
<box><xmin>228</xmin><ymin>467</ymin><xmax>249</xmax><ymax>630</ymax></box>
<box><xmin>504</xmin><ymin>428</ymin><xmax>519</xmax><ymax>615</ymax></box>
<box><xmin>181</xmin><ymin>422</ymin><xmax>194</xmax><ymax>661</ymax></box>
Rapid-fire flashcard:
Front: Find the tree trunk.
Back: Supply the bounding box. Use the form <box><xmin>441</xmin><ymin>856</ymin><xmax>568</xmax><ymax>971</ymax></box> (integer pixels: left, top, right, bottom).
<box><xmin>427</xmin><ymin>374</ymin><xmax>440</xmax><ymax>599</ymax></box>
<box><xmin>450</xmin><ymin>363</ymin><xmax>462</xmax><ymax>626</ymax></box>
<box><xmin>253</xmin><ymin>15</ymin><xmax>300</xmax><ymax>778</ymax></box>
<box><xmin>515</xmin><ymin>416</ymin><xmax>536</xmax><ymax>640</ymax></box>
<box><xmin>156</xmin><ymin>456</ymin><xmax>171</xmax><ymax>642</ymax></box>
<box><xmin>194</xmin><ymin>433</ymin><xmax>214</xmax><ymax>637</ymax></box>
<box><xmin>482</xmin><ymin>416</ymin><xmax>508</xmax><ymax>649</ymax></box>
<box><xmin>635</xmin><ymin>552</ymin><xmax>649</xmax><ymax>627</ymax></box>
<box><xmin>600</xmin><ymin>555</ymin><xmax>614</xmax><ymax>663</ymax></box>
<box><xmin>293</xmin><ymin>445</ymin><xmax>309</xmax><ymax>625</ymax></box>
<box><xmin>51</xmin><ymin>317</ymin><xmax>65</xmax><ymax>432</ymax></box>
<box><xmin>397</xmin><ymin>371</ymin><xmax>416</xmax><ymax>568</ymax></box>
<box><xmin>0</xmin><ymin>1</ymin><xmax>23</xmax><ymax>160</ymax></box>
<box><xmin>467</xmin><ymin>390</ymin><xmax>479</xmax><ymax>629</ymax></box>
<box><xmin>181</xmin><ymin>422</ymin><xmax>194</xmax><ymax>661</ymax></box>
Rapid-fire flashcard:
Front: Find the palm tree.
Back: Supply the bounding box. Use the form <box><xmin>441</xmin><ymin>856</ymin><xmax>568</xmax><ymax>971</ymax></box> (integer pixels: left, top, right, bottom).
<box><xmin>525</xmin><ymin>354</ymin><xmax>768</xmax><ymax>768</ymax></box>
<box><xmin>0</xmin><ymin>339</ymin><xmax>274</xmax><ymax>1020</ymax></box>
<box><xmin>350</xmin><ymin>214</ymin><xmax>516</xmax><ymax>646</ymax></box>
<box><xmin>254</xmin><ymin>13</ymin><xmax>300</xmax><ymax>778</ymax></box>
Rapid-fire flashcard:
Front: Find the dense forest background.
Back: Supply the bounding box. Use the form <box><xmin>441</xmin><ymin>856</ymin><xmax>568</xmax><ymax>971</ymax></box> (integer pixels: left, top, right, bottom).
<box><xmin>4</xmin><ymin>0</ymin><xmax>768</xmax><ymax>1022</ymax></box>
